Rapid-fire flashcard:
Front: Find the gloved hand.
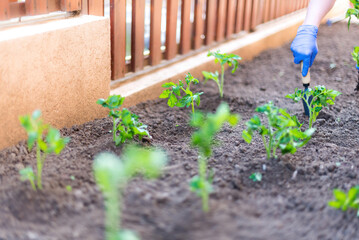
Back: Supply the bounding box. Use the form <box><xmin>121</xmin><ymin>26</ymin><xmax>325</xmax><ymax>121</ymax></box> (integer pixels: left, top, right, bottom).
<box><xmin>290</xmin><ymin>25</ymin><xmax>318</xmax><ymax>77</ymax></box>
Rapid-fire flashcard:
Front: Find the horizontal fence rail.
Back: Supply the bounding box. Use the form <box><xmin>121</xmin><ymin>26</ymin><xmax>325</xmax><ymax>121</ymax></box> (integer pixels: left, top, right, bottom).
<box><xmin>110</xmin><ymin>0</ymin><xmax>310</xmax><ymax>80</ymax></box>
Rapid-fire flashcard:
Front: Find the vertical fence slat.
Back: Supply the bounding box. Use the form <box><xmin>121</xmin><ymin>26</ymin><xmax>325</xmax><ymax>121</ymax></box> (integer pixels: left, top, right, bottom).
<box><xmin>301</xmin><ymin>0</ymin><xmax>306</xmax><ymax>9</ymax></box>
<box><xmin>25</xmin><ymin>0</ymin><xmax>35</xmax><ymax>15</ymax></box>
<box><xmin>0</xmin><ymin>0</ymin><xmax>10</xmax><ymax>20</ymax></box>
<box><xmin>216</xmin><ymin>0</ymin><xmax>227</xmax><ymax>41</ymax></box>
<box><xmin>131</xmin><ymin>0</ymin><xmax>145</xmax><ymax>72</ymax></box>
<box><xmin>194</xmin><ymin>0</ymin><xmax>205</xmax><ymax>49</ymax></box>
<box><xmin>226</xmin><ymin>0</ymin><xmax>236</xmax><ymax>38</ymax></box>
<box><xmin>235</xmin><ymin>0</ymin><xmax>245</xmax><ymax>33</ymax></box>
<box><xmin>26</xmin><ymin>0</ymin><xmax>48</xmax><ymax>15</ymax></box>
<box><xmin>111</xmin><ymin>0</ymin><xmax>126</xmax><ymax>79</ymax></box>
<box><xmin>257</xmin><ymin>0</ymin><xmax>264</xmax><ymax>25</ymax></box>
<box><xmin>250</xmin><ymin>0</ymin><xmax>258</xmax><ymax>30</ymax></box>
<box><xmin>243</xmin><ymin>0</ymin><xmax>252</xmax><ymax>31</ymax></box>
<box><xmin>280</xmin><ymin>0</ymin><xmax>285</xmax><ymax>16</ymax></box>
<box><xmin>37</xmin><ymin>0</ymin><xmax>48</xmax><ymax>14</ymax></box>
<box><xmin>81</xmin><ymin>0</ymin><xmax>88</xmax><ymax>14</ymax></box>
<box><xmin>205</xmin><ymin>0</ymin><xmax>216</xmax><ymax>45</ymax></box>
<box><xmin>263</xmin><ymin>0</ymin><xmax>270</xmax><ymax>22</ymax></box>
<box><xmin>61</xmin><ymin>0</ymin><xmax>81</xmax><ymax>11</ymax></box>
<box><xmin>150</xmin><ymin>0</ymin><xmax>163</xmax><ymax>65</ymax></box>
<box><xmin>275</xmin><ymin>0</ymin><xmax>280</xmax><ymax>18</ymax></box>
<box><xmin>165</xmin><ymin>0</ymin><xmax>179</xmax><ymax>60</ymax></box>
<box><xmin>180</xmin><ymin>0</ymin><xmax>191</xmax><ymax>54</ymax></box>
<box><xmin>269</xmin><ymin>0</ymin><xmax>275</xmax><ymax>20</ymax></box>
<box><xmin>88</xmin><ymin>0</ymin><xmax>104</xmax><ymax>16</ymax></box>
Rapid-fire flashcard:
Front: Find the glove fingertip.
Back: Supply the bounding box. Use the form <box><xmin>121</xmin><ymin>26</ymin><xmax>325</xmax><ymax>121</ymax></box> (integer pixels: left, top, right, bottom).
<box><xmin>302</xmin><ymin>67</ymin><xmax>309</xmax><ymax>77</ymax></box>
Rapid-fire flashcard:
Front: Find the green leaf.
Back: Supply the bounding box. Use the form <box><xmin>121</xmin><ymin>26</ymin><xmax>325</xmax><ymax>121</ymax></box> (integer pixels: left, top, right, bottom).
<box><xmin>162</xmin><ymin>82</ymin><xmax>176</xmax><ymax>88</ymax></box>
<box><xmin>93</xmin><ymin>152</ymin><xmax>125</xmax><ymax>193</ymax></box>
<box><xmin>333</xmin><ymin>189</ymin><xmax>347</xmax><ymax>202</ymax></box>
<box><xmin>249</xmin><ymin>172</ymin><xmax>262</xmax><ymax>182</ymax></box>
<box><xmin>328</xmin><ymin>200</ymin><xmax>342</xmax><ymax>209</ymax></box>
<box><xmin>242</xmin><ymin>130</ymin><xmax>252</xmax><ymax>143</ymax></box>
<box><xmin>168</xmin><ymin>94</ymin><xmax>178</xmax><ymax>107</ymax></box>
<box><xmin>159</xmin><ymin>89</ymin><xmax>171</xmax><ymax>98</ymax></box>
<box><xmin>123</xmin><ymin>145</ymin><xmax>167</xmax><ymax>179</ymax></box>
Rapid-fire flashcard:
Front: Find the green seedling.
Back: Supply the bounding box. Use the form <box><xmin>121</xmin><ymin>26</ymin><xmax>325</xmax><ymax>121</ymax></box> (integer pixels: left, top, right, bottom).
<box><xmin>66</xmin><ymin>185</ymin><xmax>72</xmax><ymax>192</ymax></box>
<box><xmin>159</xmin><ymin>73</ymin><xmax>203</xmax><ymax>114</ymax></box>
<box><xmin>202</xmin><ymin>50</ymin><xmax>241</xmax><ymax>98</ymax></box>
<box><xmin>93</xmin><ymin>145</ymin><xmax>167</xmax><ymax>240</ymax></box>
<box><xmin>249</xmin><ymin>172</ymin><xmax>262</xmax><ymax>182</ymax></box>
<box><xmin>346</xmin><ymin>0</ymin><xmax>359</xmax><ymax>29</ymax></box>
<box><xmin>190</xmin><ymin>102</ymin><xmax>239</xmax><ymax>212</ymax></box>
<box><xmin>352</xmin><ymin>46</ymin><xmax>359</xmax><ymax>67</ymax></box>
<box><xmin>328</xmin><ymin>186</ymin><xmax>359</xmax><ymax>217</ymax></box>
<box><xmin>19</xmin><ymin>110</ymin><xmax>70</xmax><ymax>190</ymax></box>
<box><xmin>286</xmin><ymin>86</ymin><xmax>341</xmax><ymax>128</ymax></box>
<box><xmin>97</xmin><ymin>95</ymin><xmax>150</xmax><ymax>146</ymax></box>
<box><xmin>242</xmin><ymin>102</ymin><xmax>315</xmax><ymax>160</ymax></box>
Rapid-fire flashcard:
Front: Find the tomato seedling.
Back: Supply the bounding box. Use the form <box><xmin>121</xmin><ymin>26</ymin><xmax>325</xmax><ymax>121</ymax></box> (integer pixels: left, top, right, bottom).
<box><xmin>19</xmin><ymin>110</ymin><xmax>70</xmax><ymax>190</ymax></box>
<box><xmin>97</xmin><ymin>95</ymin><xmax>150</xmax><ymax>146</ymax></box>
<box><xmin>346</xmin><ymin>0</ymin><xmax>359</xmax><ymax>29</ymax></box>
<box><xmin>93</xmin><ymin>145</ymin><xmax>167</xmax><ymax>240</ymax></box>
<box><xmin>328</xmin><ymin>186</ymin><xmax>359</xmax><ymax>217</ymax></box>
<box><xmin>286</xmin><ymin>86</ymin><xmax>341</xmax><ymax>128</ymax></box>
<box><xmin>202</xmin><ymin>50</ymin><xmax>241</xmax><ymax>98</ymax></box>
<box><xmin>159</xmin><ymin>73</ymin><xmax>203</xmax><ymax>114</ymax></box>
<box><xmin>242</xmin><ymin>102</ymin><xmax>315</xmax><ymax>160</ymax></box>
<box><xmin>190</xmin><ymin>102</ymin><xmax>239</xmax><ymax>212</ymax></box>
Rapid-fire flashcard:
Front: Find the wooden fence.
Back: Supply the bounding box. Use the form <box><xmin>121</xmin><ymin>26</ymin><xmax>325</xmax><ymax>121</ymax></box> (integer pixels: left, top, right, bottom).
<box><xmin>0</xmin><ymin>0</ymin><xmax>310</xmax><ymax>81</ymax></box>
<box><xmin>109</xmin><ymin>0</ymin><xmax>310</xmax><ymax>80</ymax></box>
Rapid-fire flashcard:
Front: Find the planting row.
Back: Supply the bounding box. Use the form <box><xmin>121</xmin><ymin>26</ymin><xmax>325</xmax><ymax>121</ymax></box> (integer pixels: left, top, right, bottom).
<box><xmin>18</xmin><ymin>47</ymin><xmax>359</xmax><ymax>240</ymax></box>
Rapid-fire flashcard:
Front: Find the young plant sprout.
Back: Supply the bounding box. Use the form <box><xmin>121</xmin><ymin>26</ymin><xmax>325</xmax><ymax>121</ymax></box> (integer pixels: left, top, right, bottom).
<box><xmin>352</xmin><ymin>46</ymin><xmax>359</xmax><ymax>67</ymax></box>
<box><xmin>242</xmin><ymin>102</ymin><xmax>315</xmax><ymax>160</ymax></box>
<box><xmin>159</xmin><ymin>73</ymin><xmax>203</xmax><ymax>114</ymax></box>
<box><xmin>19</xmin><ymin>110</ymin><xmax>70</xmax><ymax>190</ymax></box>
<box><xmin>202</xmin><ymin>50</ymin><xmax>241</xmax><ymax>98</ymax></box>
<box><xmin>353</xmin><ymin>47</ymin><xmax>359</xmax><ymax>91</ymax></box>
<box><xmin>346</xmin><ymin>0</ymin><xmax>359</xmax><ymax>29</ymax></box>
<box><xmin>190</xmin><ymin>102</ymin><xmax>239</xmax><ymax>212</ymax></box>
<box><xmin>286</xmin><ymin>86</ymin><xmax>341</xmax><ymax>128</ymax></box>
<box><xmin>97</xmin><ymin>95</ymin><xmax>150</xmax><ymax>146</ymax></box>
<box><xmin>328</xmin><ymin>186</ymin><xmax>359</xmax><ymax>217</ymax></box>
<box><xmin>93</xmin><ymin>145</ymin><xmax>167</xmax><ymax>240</ymax></box>
<box><xmin>249</xmin><ymin>172</ymin><xmax>262</xmax><ymax>182</ymax></box>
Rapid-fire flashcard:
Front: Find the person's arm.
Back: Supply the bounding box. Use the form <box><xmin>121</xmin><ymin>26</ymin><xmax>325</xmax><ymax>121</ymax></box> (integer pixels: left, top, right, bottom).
<box><xmin>303</xmin><ymin>0</ymin><xmax>336</xmax><ymax>27</ymax></box>
<box><xmin>291</xmin><ymin>0</ymin><xmax>336</xmax><ymax>77</ymax></box>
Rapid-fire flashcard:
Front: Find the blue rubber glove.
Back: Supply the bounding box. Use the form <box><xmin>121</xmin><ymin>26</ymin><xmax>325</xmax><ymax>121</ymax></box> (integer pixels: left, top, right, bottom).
<box><xmin>290</xmin><ymin>25</ymin><xmax>318</xmax><ymax>77</ymax></box>
<box><xmin>356</xmin><ymin>65</ymin><xmax>359</xmax><ymax>71</ymax></box>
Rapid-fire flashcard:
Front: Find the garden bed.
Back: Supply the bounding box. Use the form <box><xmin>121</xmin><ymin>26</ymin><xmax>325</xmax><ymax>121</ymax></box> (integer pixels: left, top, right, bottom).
<box><xmin>1</xmin><ymin>22</ymin><xmax>359</xmax><ymax>240</ymax></box>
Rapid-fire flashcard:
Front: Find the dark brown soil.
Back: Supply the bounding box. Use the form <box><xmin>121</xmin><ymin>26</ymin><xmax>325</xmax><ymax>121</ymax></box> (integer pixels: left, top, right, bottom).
<box><xmin>1</xmin><ymin>22</ymin><xmax>359</xmax><ymax>240</ymax></box>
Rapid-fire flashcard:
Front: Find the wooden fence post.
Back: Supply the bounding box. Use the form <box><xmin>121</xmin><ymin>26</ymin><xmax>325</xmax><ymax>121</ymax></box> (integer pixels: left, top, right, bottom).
<box><xmin>205</xmin><ymin>0</ymin><xmax>217</xmax><ymax>45</ymax></box>
<box><xmin>111</xmin><ymin>0</ymin><xmax>126</xmax><ymax>79</ymax></box>
<box><xmin>194</xmin><ymin>0</ymin><xmax>205</xmax><ymax>49</ymax></box>
<box><xmin>88</xmin><ymin>0</ymin><xmax>104</xmax><ymax>16</ymax></box>
<box><xmin>0</xmin><ymin>0</ymin><xmax>10</xmax><ymax>20</ymax></box>
<box><xmin>180</xmin><ymin>0</ymin><xmax>191</xmax><ymax>54</ymax></box>
<box><xmin>61</xmin><ymin>0</ymin><xmax>81</xmax><ymax>11</ymax></box>
<box><xmin>150</xmin><ymin>0</ymin><xmax>163</xmax><ymax>65</ymax></box>
<box><xmin>165</xmin><ymin>0</ymin><xmax>179</xmax><ymax>60</ymax></box>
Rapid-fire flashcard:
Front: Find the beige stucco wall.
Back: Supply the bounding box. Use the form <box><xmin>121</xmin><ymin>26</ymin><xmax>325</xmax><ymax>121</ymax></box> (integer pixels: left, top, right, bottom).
<box><xmin>0</xmin><ymin>15</ymin><xmax>110</xmax><ymax>150</ymax></box>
